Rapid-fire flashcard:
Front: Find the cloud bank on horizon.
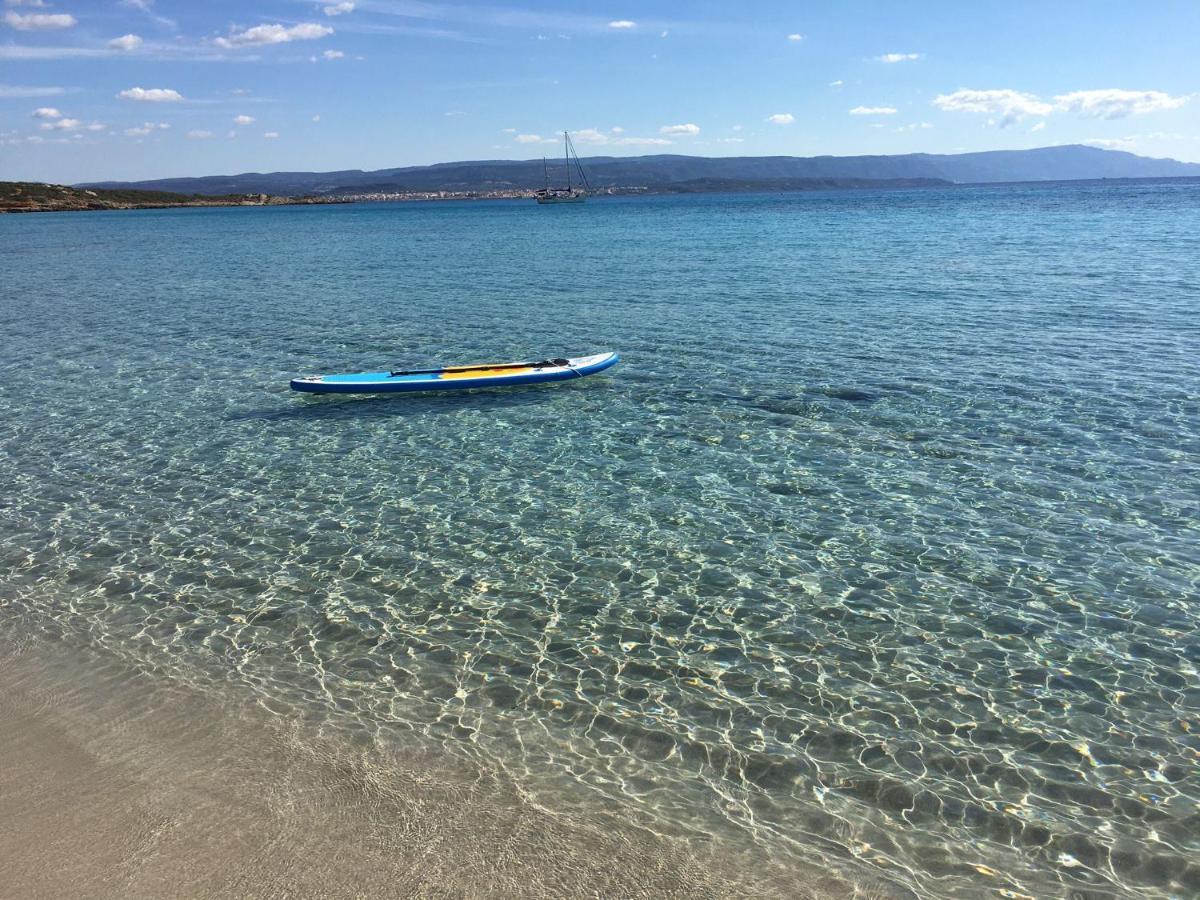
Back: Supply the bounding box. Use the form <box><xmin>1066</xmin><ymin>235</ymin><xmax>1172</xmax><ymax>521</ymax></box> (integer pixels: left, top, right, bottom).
<box><xmin>0</xmin><ymin>0</ymin><xmax>1196</xmax><ymax>183</ymax></box>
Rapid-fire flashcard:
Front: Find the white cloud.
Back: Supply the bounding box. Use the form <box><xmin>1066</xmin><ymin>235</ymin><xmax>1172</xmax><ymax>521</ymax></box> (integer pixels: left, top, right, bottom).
<box><xmin>850</xmin><ymin>105</ymin><xmax>898</xmax><ymax>115</ymax></box>
<box><xmin>312</xmin><ymin>114</ymin><xmax>320</xmax><ymax>122</ymax></box>
<box><xmin>0</xmin><ymin>83</ymin><xmax>64</xmax><ymax>97</ymax></box>
<box><xmin>515</xmin><ymin>133</ymin><xmax>545</xmax><ymax>143</ymax></box>
<box><xmin>263</xmin><ymin>131</ymin><xmax>279</xmax><ymax>139</ymax></box>
<box><xmin>877</xmin><ymin>52</ymin><xmax>920</xmax><ymax>63</ymax></box>
<box><xmin>214</xmin><ymin>23</ymin><xmax>333</xmax><ymax>47</ymax></box>
<box><xmin>608</xmin><ymin>20</ymin><xmax>635</xmax><ymax>29</ymax></box>
<box><xmin>567</xmin><ymin>128</ymin><xmax>671</xmax><ymax>147</ymax></box>
<box><xmin>766</xmin><ymin>113</ymin><xmax>795</xmax><ymax>124</ymax></box>
<box><xmin>31</xmin><ymin>106</ymin><xmax>60</xmax><ymax>118</ymax></box>
<box><xmin>933</xmin><ymin>89</ymin><xmax>1053</xmax><ymax>126</ymax></box>
<box><xmin>41</xmin><ymin>117</ymin><xmax>80</xmax><ymax>130</ymax></box>
<box><xmin>85</xmin><ymin>122</ymin><xmax>105</xmax><ymax>131</ymax></box>
<box><xmin>731</xmin><ymin>124</ymin><xmax>743</xmax><ymax>131</ymax></box>
<box><xmin>108</xmin><ymin>33</ymin><xmax>142</xmax><ymax>50</ymax></box>
<box><xmin>787</xmin><ymin>33</ymin><xmax>803</xmax><ymax>41</ymax></box>
<box><xmin>1030</xmin><ymin>121</ymin><xmax>1046</xmax><ymax>133</ymax></box>
<box><xmin>501</xmin><ymin>127</ymin><xmax>516</xmax><ymax>132</ymax></box>
<box><xmin>572</xmin><ymin>128</ymin><xmax>608</xmax><ymax>143</ymax></box>
<box><xmin>1054</xmin><ymin>89</ymin><xmax>1187</xmax><ymax>120</ymax></box>
<box><xmin>717</xmin><ymin>137</ymin><xmax>744</xmax><ymax>143</ymax></box>
<box><xmin>829</xmin><ymin>80</ymin><xmax>843</xmax><ymax>88</ymax></box>
<box><xmin>187</xmin><ymin>129</ymin><xmax>213</xmax><ymax>139</ymax></box>
<box><xmin>233</xmin><ymin>114</ymin><xmax>254</xmax><ymax>125</ymax></box>
<box><xmin>566</xmin><ymin>127</ymin><xmax>672</xmax><ymax>147</ymax></box>
<box><xmin>660</xmin><ymin>123</ymin><xmax>699</xmax><ymax>136</ymax></box>
<box><xmin>5</xmin><ymin>0</ymin><xmax>50</xmax><ymax>6</ymax></box>
<box><xmin>323</xmin><ymin>1</ymin><xmax>354</xmax><ymax>15</ymax></box>
<box><xmin>323</xmin><ymin>48</ymin><xmax>344</xmax><ymax>59</ymax></box>
<box><xmin>895</xmin><ymin>121</ymin><xmax>932</xmax><ymax>132</ymax></box>
<box><xmin>660</xmin><ymin>30</ymin><xmax>667</xmax><ymax>37</ymax></box>
<box><xmin>119</xmin><ymin>86</ymin><xmax>183</xmax><ymax>102</ymax></box>
<box><xmin>3</xmin><ymin>10</ymin><xmax>76</xmax><ymax>29</ymax></box>
<box><xmin>610</xmin><ymin>126</ymin><xmax>623</xmax><ymax>133</ymax></box>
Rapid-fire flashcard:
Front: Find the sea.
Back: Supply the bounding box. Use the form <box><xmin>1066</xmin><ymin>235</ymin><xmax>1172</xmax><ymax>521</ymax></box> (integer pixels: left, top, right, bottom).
<box><xmin>1</xmin><ymin>181</ymin><xmax>1198</xmax><ymax>898</ymax></box>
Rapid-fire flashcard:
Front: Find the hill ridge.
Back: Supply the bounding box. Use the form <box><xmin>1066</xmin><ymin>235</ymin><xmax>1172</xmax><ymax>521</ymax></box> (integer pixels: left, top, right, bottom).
<box><xmin>83</xmin><ymin>144</ymin><xmax>1200</xmax><ymax>197</ymax></box>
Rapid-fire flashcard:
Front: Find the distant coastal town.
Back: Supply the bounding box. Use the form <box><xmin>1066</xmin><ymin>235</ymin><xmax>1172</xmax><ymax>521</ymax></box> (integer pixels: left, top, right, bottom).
<box><xmin>0</xmin><ymin>181</ymin><xmax>648</xmax><ymax>213</ymax></box>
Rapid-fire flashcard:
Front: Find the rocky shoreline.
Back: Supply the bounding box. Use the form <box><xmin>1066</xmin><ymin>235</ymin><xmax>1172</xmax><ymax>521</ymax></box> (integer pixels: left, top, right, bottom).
<box><xmin>0</xmin><ymin>181</ymin><xmax>344</xmax><ymax>213</ymax></box>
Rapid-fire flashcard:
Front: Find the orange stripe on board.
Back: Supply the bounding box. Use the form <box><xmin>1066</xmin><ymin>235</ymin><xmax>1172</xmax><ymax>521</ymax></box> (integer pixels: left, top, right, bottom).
<box><xmin>439</xmin><ymin>366</ymin><xmax>536</xmax><ymax>380</ymax></box>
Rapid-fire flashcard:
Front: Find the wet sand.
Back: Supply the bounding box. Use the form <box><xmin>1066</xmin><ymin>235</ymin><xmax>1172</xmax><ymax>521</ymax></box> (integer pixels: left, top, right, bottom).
<box><xmin>0</xmin><ymin>632</ymin><xmax>872</xmax><ymax>899</ymax></box>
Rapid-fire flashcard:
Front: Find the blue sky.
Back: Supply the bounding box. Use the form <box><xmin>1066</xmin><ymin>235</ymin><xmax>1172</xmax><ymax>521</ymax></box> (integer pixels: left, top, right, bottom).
<box><xmin>2</xmin><ymin>0</ymin><xmax>1198</xmax><ymax>183</ymax></box>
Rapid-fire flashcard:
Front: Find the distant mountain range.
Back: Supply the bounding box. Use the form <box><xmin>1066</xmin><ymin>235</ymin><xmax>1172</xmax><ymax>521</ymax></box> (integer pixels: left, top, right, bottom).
<box><xmin>85</xmin><ymin>145</ymin><xmax>1200</xmax><ymax>197</ymax></box>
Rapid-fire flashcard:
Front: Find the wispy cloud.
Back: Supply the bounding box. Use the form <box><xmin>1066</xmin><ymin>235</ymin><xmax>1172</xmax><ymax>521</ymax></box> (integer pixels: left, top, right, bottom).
<box><xmin>187</xmin><ymin>129</ymin><xmax>214</xmax><ymax>139</ymax></box>
<box><xmin>934</xmin><ymin>87</ymin><xmax>1187</xmax><ymax>126</ymax></box>
<box><xmin>214</xmin><ymin>23</ymin><xmax>333</xmax><ymax>48</ymax></box>
<box><xmin>233</xmin><ymin>114</ymin><xmax>255</xmax><ymax>125</ymax></box>
<box><xmin>3</xmin><ymin>10</ymin><xmax>75</xmax><ymax>29</ymax></box>
<box><xmin>263</xmin><ymin>131</ymin><xmax>279</xmax><ymax>139</ymax></box>
<box><xmin>39</xmin><ymin>117</ymin><xmax>105</xmax><ymax>132</ymax></box>
<box><xmin>0</xmin><ymin>83</ymin><xmax>65</xmax><ymax>97</ymax></box>
<box><xmin>31</xmin><ymin>106</ymin><xmax>60</xmax><ymax>118</ymax></box>
<box><xmin>324</xmin><ymin>1</ymin><xmax>355</xmax><ymax>14</ymax></box>
<box><xmin>766</xmin><ymin>113</ymin><xmax>794</xmax><ymax>124</ymax></box>
<box><xmin>561</xmin><ymin>128</ymin><xmax>671</xmax><ymax>146</ymax></box>
<box><xmin>849</xmin><ymin>105</ymin><xmax>897</xmax><ymax>115</ymax></box>
<box><xmin>1084</xmin><ymin>137</ymin><xmax>1136</xmax><ymax>151</ymax></box>
<box><xmin>108</xmin><ymin>33</ymin><xmax>143</xmax><ymax>50</ymax></box>
<box><xmin>876</xmin><ymin>52</ymin><xmax>920</xmax><ymax>63</ymax></box>
<box><xmin>118</xmin><ymin>0</ymin><xmax>176</xmax><ymax>31</ymax></box>
<box><xmin>124</xmin><ymin>121</ymin><xmax>169</xmax><ymax>136</ymax></box>
<box><xmin>787</xmin><ymin>33</ymin><xmax>803</xmax><ymax>41</ymax></box>
<box><xmin>1055</xmin><ymin>89</ymin><xmax>1187</xmax><ymax>119</ymax></box>
<box><xmin>514</xmin><ymin>133</ymin><xmax>547</xmax><ymax>143</ymax></box>
<box><xmin>118</xmin><ymin>86</ymin><xmax>183</xmax><ymax>102</ymax></box>
<box><xmin>660</xmin><ymin>123</ymin><xmax>699</xmax><ymax>135</ymax></box>
<box><xmin>608</xmin><ymin>20</ymin><xmax>635</xmax><ymax>29</ymax></box>
<box><xmin>0</xmin><ymin>45</ymin><xmax>113</xmax><ymax>59</ymax></box>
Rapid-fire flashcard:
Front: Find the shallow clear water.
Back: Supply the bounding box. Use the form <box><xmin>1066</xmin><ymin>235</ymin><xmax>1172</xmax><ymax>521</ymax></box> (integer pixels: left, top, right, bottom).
<box><xmin>2</xmin><ymin>184</ymin><xmax>1199</xmax><ymax>898</ymax></box>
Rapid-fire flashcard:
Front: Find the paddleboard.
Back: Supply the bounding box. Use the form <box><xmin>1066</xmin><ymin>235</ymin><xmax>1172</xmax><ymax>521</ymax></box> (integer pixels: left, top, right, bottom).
<box><xmin>290</xmin><ymin>351</ymin><xmax>619</xmax><ymax>394</ymax></box>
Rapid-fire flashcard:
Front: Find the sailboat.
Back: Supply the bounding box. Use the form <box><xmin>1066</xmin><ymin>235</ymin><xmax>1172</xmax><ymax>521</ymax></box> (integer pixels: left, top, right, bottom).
<box><xmin>535</xmin><ymin>131</ymin><xmax>589</xmax><ymax>203</ymax></box>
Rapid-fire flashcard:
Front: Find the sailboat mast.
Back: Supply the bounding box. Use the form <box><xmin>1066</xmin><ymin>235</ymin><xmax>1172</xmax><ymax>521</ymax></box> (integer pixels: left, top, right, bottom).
<box><xmin>564</xmin><ymin>131</ymin><xmax>570</xmax><ymax>191</ymax></box>
<box><xmin>543</xmin><ymin>156</ymin><xmax>548</xmax><ymax>189</ymax></box>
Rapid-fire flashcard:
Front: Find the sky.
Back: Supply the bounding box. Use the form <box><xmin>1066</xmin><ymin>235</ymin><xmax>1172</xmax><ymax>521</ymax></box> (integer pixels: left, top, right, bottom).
<box><xmin>1</xmin><ymin>0</ymin><xmax>1198</xmax><ymax>184</ymax></box>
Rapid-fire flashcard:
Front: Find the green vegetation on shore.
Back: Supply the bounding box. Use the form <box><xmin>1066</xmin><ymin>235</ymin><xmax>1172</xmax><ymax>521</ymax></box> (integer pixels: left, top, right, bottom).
<box><xmin>0</xmin><ymin>182</ymin><xmax>333</xmax><ymax>213</ymax></box>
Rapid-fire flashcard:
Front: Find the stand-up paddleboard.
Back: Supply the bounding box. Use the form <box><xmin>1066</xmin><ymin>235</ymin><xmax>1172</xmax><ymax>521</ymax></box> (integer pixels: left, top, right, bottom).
<box><xmin>291</xmin><ymin>351</ymin><xmax>619</xmax><ymax>395</ymax></box>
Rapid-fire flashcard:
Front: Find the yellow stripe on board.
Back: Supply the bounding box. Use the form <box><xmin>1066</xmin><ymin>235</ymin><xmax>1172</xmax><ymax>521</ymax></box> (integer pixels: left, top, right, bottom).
<box><xmin>439</xmin><ymin>366</ymin><xmax>536</xmax><ymax>380</ymax></box>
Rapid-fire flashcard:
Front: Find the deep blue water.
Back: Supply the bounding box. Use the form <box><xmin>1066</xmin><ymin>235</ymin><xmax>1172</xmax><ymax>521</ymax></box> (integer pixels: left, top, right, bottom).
<box><xmin>2</xmin><ymin>184</ymin><xmax>1198</xmax><ymax>898</ymax></box>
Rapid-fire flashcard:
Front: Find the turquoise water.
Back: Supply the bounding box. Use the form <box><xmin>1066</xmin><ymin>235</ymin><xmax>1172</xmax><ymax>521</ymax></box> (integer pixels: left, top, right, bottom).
<box><xmin>2</xmin><ymin>184</ymin><xmax>1198</xmax><ymax>898</ymax></box>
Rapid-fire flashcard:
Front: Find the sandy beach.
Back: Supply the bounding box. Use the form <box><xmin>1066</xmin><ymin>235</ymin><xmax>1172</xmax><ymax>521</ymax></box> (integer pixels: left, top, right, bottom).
<box><xmin>0</xmin><ymin>632</ymin><xmax>866</xmax><ymax>899</ymax></box>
